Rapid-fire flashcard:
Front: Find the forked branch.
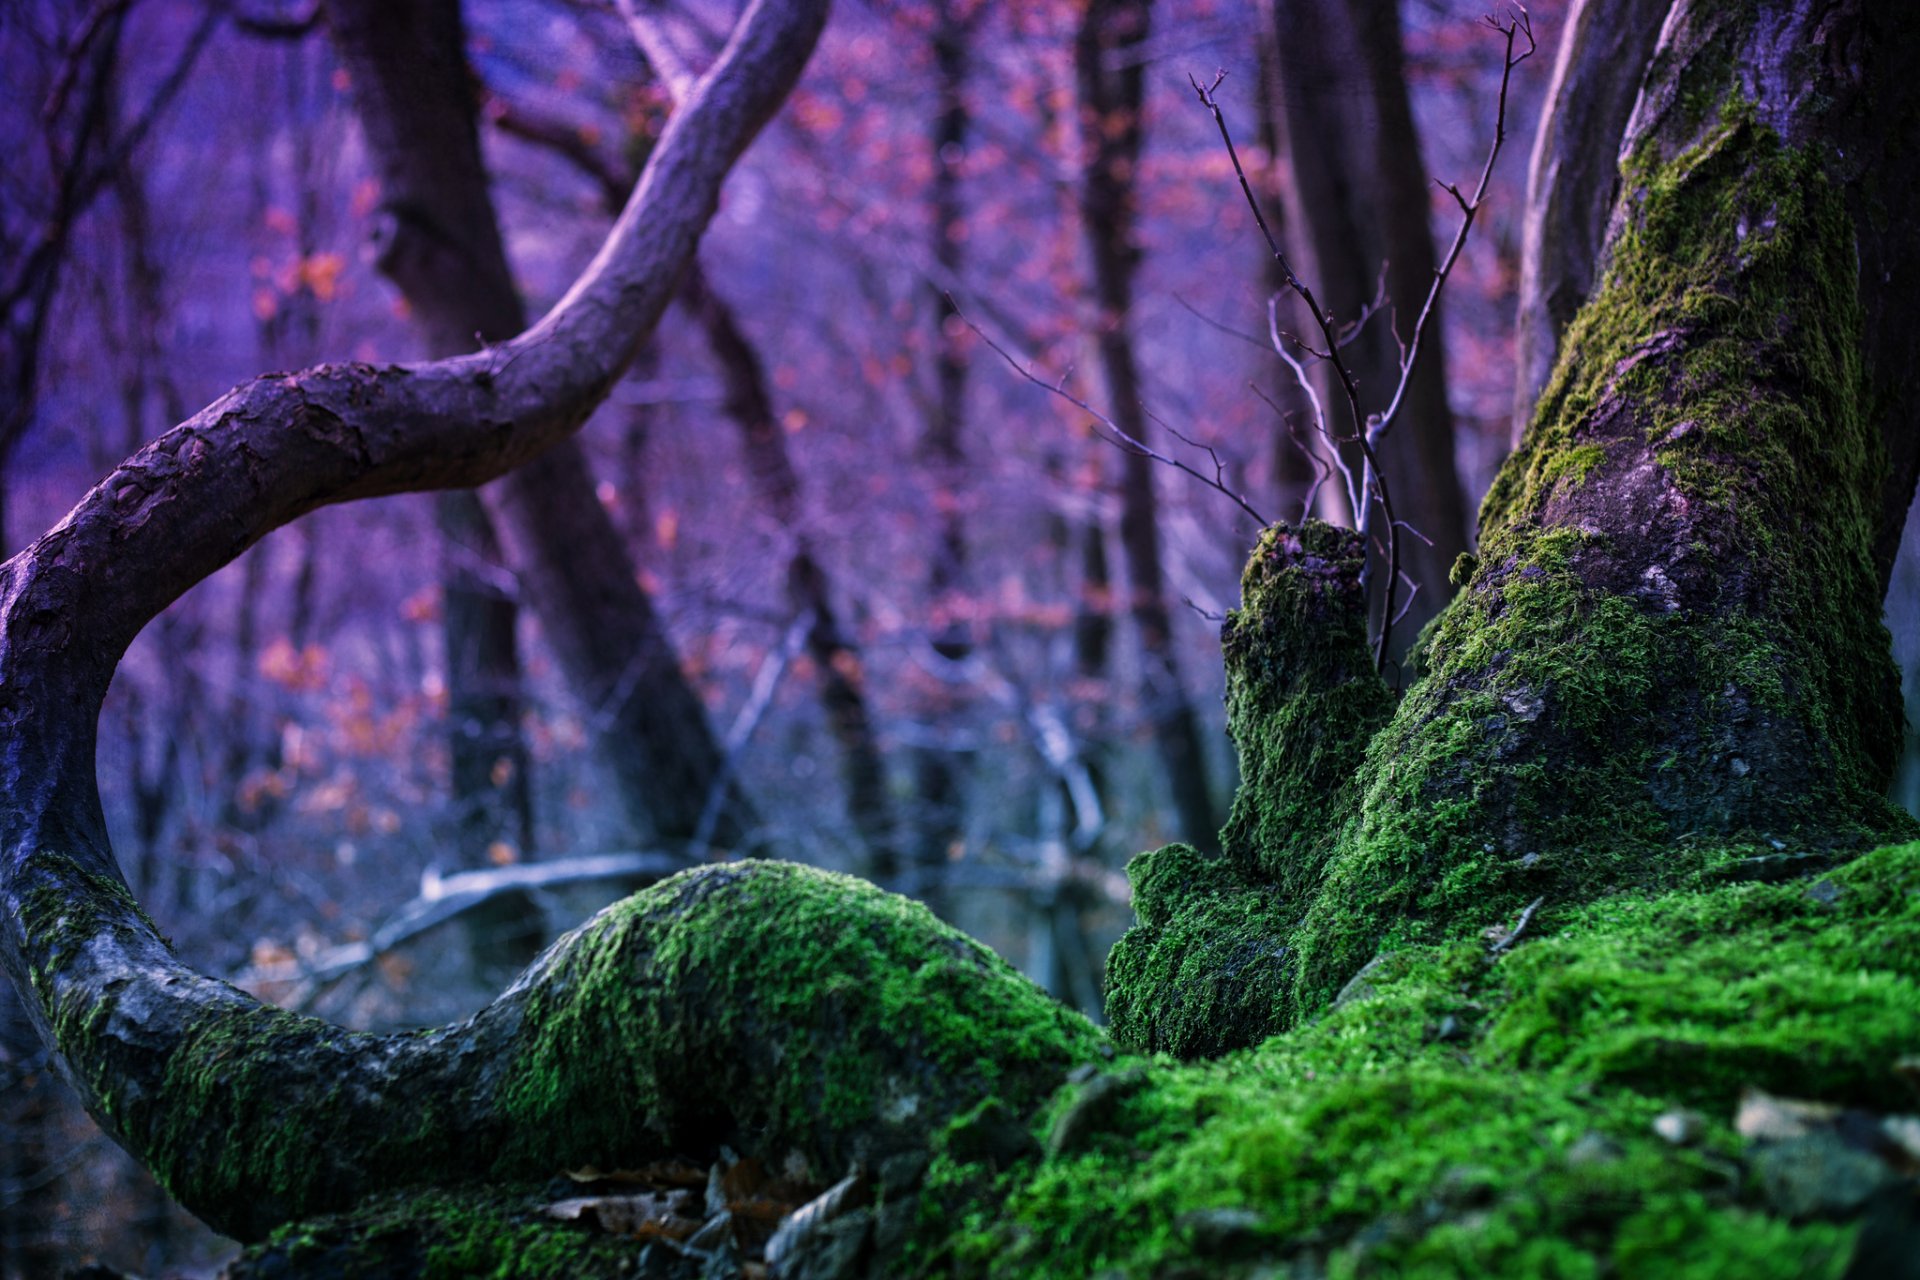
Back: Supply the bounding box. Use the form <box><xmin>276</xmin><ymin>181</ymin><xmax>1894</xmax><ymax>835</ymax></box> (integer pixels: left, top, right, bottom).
<box><xmin>1191</xmin><ymin>7</ymin><xmax>1535</xmax><ymax>669</ymax></box>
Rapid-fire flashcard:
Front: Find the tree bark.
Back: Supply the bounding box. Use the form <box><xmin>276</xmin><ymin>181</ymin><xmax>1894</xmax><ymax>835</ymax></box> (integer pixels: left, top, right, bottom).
<box><xmin>1258</xmin><ymin>0</ymin><xmax>1470</xmax><ymax>648</ymax></box>
<box><xmin>1076</xmin><ymin>0</ymin><xmax>1219</xmax><ymax>850</ymax></box>
<box><xmin>0</xmin><ymin>0</ymin><xmax>836</xmax><ymax>1237</ymax></box>
<box><xmin>1508</xmin><ymin>0</ymin><xmax>1675</xmax><ymax>451</ymax></box>
<box><xmin>912</xmin><ymin>0</ymin><xmax>979</xmax><ymax>910</ymax></box>
<box><xmin>327</xmin><ymin>0</ymin><xmax>752</xmax><ymax>854</ymax></box>
<box><xmin>1110</xmin><ymin>0</ymin><xmax>1920</xmax><ymax>1056</ymax></box>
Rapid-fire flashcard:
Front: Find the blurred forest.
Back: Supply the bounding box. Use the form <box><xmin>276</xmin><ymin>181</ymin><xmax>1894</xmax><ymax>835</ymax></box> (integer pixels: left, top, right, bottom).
<box><xmin>3</xmin><ymin>0</ymin><xmax>1919</xmax><ymax>1273</ymax></box>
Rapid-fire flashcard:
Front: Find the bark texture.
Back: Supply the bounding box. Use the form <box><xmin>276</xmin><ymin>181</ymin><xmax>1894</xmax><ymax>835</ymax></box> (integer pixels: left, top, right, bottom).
<box><xmin>1509</xmin><ymin>0</ymin><xmax>1676</xmax><ymax>449</ymax></box>
<box><xmin>0</xmin><ymin>0</ymin><xmax>859</xmax><ymax>1238</ymax></box>
<box><xmin>1077</xmin><ymin>0</ymin><xmax>1219</xmax><ymax>849</ymax></box>
<box><xmin>1110</xmin><ymin>0</ymin><xmax>1920</xmax><ymax>1057</ymax></box>
<box><xmin>1259</xmin><ymin>0</ymin><xmax>1469</xmax><ymax>647</ymax></box>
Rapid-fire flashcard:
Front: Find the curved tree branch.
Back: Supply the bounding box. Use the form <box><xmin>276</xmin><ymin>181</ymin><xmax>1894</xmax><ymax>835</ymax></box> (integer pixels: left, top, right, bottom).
<box><xmin>0</xmin><ymin>0</ymin><xmax>1044</xmax><ymax>1243</ymax></box>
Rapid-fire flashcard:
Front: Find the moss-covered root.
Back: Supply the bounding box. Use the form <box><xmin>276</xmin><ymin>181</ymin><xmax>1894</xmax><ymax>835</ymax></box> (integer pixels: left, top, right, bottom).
<box><xmin>28</xmin><ymin>856</ymin><xmax>1101</xmax><ymax>1241</ymax></box>
<box><xmin>1103</xmin><ymin>844</ymin><xmax>1297</xmax><ymax>1059</ymax></box>
<box><xmin>1283</xmin><ymin>3</ymin><xmax>1919</xmax><ymax>1013</ymax></box>
<box><xmin>495</xmin><ymin>861</ymin><xmax>1105</xmax><ymax>1182</ymax></box>
<box><xmin>1219</xmin><ymin>522</ymin><xmax>1394</xmax><ymax>896</ymax></box>
<box><xmin>949</xmin><ymin>841</ymin><xmax>1920</xmax><ymax>1280</ymax></box>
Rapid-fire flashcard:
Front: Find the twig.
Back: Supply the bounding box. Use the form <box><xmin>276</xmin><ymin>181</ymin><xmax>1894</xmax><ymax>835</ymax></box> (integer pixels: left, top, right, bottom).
<box><xmin>1488</xmin><ymin>894</ymin><xmax>1546</xmax><ymax>956</ymax></box>
<box><xmin>1372</xmin><ymin>7</ymin><xmax>1535</xmax><ymax>441</ymax></box>
<box><xmin>960</xmin><ymin>304</ymin><xmax>1270</xmax><ymax>528</ymax></box>
<box><xmin>1192</xmin><ymin>8</ymin><xmax>1534</xmax><ymax>670</ymax></box>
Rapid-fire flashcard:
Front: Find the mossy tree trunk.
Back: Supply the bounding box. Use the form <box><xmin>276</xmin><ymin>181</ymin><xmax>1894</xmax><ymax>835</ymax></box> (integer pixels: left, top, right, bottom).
<box><xmin>1111</xmin><ymin>0</ymin><xmax>1920</xmax><ymax>1057</ymax></box>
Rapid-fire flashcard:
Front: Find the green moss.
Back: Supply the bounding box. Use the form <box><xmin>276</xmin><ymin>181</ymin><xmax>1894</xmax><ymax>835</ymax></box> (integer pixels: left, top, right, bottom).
<box><xmin>1218</xmin><ymin>523</ymin><xmax>1394</xmax><ymax>895</ymax></box>
<box><xmin>232</xmin><ymin>1185</ymin><xmax>644</xmax><ymax>1280</ymax></box>
<box><xmin>934</xmin><ymin>841</ymin><xmax>1920</xmax><ymax>1278</ymax></box>
<box><xmin>1104</xmin><ymin>846</ymin><xmax>1297</xmax><ymax>1058</ymax></box>
<box><xmin>1281</xmin><ymin>103</ymin><xmax>1913</xmax><ymax>1012</ymax></box>
<box><xmin>495</xmin><ymin>860</ymin><xmax>1101</xmax><ymax>1180</ymax></box>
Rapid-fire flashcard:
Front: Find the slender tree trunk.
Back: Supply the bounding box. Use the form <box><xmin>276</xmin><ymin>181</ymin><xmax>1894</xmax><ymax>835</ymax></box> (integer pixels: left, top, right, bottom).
<box><xmin>681</xmin><ymin>267</ymin><xmax>899</xmax><ymax>876</ymax></box>
<box><xmin>1076</xmin><ymin>0</ymin><xmax>1218</xmax><ymax>849</ymax></box>
<box><xmin>1258</xmin><ymin>0</ymin><xmax>1470</xmax><ymax>647</ymax></box>
<box><xmin>910</xmin><ymin>0</ymin><xmax>979</xmax><ymax>911</ymax></box>
<box><xmin>326</xmin><ymin>0</ymin><xmax>751</xmax><ymax>853</ymax></box>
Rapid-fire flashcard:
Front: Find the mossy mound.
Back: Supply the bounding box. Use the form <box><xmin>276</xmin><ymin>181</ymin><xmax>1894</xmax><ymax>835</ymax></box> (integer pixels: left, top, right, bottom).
<box><xmin>924</xmin><ymin>840</ymin><xmax>1920</xmax><ymax>1278</ymax></box>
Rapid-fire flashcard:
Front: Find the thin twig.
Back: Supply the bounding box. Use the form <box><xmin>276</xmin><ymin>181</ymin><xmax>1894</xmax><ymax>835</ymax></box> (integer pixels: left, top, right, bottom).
<box><xmin>1489</xmin><ymin>894</ymin><xmax>1546</xmax><ymax>956</ymax></box>
<box><xmin>1193</xmin><ymin>8</ymin><xmax>1534</xmax><ymax>670</ymax></box>
<box><xmin>1372</xmin><ymin>7</ymin><xmax>1535</xmax><ymax>441</ymax></box>
<box><xmin>960</xmin><ymin>304</ymin><xmax>1270</xmax><ymax>528</ymax></box>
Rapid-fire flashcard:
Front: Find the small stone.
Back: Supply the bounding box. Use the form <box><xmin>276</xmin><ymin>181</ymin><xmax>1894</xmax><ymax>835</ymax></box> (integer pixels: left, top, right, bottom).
<box><xmin>1178</xmin><ymin>1206</ymin><xmax>1264</xmax><ymax>1252</ymax></box>
<box><xmin>1752</xmin><ymin>1132</ymin><xmax>1894</xmax><ymax>1219</ymax></box>
<box><xmin>1049</xmin><ymin>1067</ymin><xmax>1148</xmax><ymax>1158</ymax></box>
<box><xmin>1729</xmin><ymin>756</ymin><xmax>1750</xmax><ymax>777</ymax></box>
<box><xmin>1736</xmin><ymin>1090</ymin><xmax>1834</xmax><ymax>1142</ymax></box>
<box><xmin>1332</xmin><ymin>956</ymin><xmax>1387</xmax><ymax>1010</ymax></box>
<box><xmin>1433</xmin><ymin>1015</ymin><xmax>1469</xmax><ymax>1043</ymax></box>
<box><xmin>1653</xmin><ymin>1109</ymin><xmax>1707</xmax><ymax>1146</ymax></box>
<box><xmin>1805</xmin><ymin>878</ymin><xmax>1843</xmax><ymax>906</ymax></box>
<box><xmin>1519</xmin><ymin>852</ymin><xmax>1541</xmax><ymax>869</ymax></box>
<box><xmin>1566</xmin><ymin>1131</ymin><xmax>1625</xmax><ymax>1166</ymax></box>
<box><xmin>1883</xmin><ymin>1115</ymin><xmax>1920</xmax><ymax>1164</ymax></box>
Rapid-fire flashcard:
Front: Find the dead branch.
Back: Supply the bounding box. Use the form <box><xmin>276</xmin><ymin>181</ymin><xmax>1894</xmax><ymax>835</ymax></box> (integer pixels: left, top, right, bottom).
<box><xmin>961</xmin><ymin>307</ymin><xmax>1270</xmax><ymax>528</ymax></box>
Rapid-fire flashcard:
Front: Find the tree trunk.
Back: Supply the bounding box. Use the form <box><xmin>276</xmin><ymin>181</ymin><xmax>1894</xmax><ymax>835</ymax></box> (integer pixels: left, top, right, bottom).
<box><xmin>0</xmin><ymin>0</ymin><xmax>831</xmax><ymax>1236</ymax></box>
<box><xmin>1110</xmin><ymin>0</ymin><xmax>1920</xmax><ymax>1056</ymax></box>
<box><xmin>1508</xmin><ymin>0</ymin><xmax>1675</xmax><ymax>451</ymax></box>
<box><xmin>911</xmin><ymin>0</ymin><xmax>978</xmax><ymax>912</ymax></box>
<box><xmin>327</xmin><ymin>0</ymin><xmax>751</xmax><ymax>855</ymax></box>
<box><xmin>681</xmin><ymin>267</ymin><xmax>899</xmax><ymax>877</ymax></box>
<box><xmin>1258</xmin><ymin>0</ymin><xmax>1470</xmax><ymax>648</ymax></box>
<box><xmin>1076</xmin><ymin>0</ymin><xmax>1219</xmax><ymax>850</ymax></box>
<box><xmin>7</xmin><ymin>2</ymin><xmax>1920</xmax><ymax>1272</ymax></box>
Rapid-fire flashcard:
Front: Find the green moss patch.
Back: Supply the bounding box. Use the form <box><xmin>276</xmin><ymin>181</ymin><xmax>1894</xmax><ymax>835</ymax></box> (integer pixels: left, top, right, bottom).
<box><xmin>930</xmin><ymin>842</ymin><xmax>1920</xmax><ymax>1278</ymax></box>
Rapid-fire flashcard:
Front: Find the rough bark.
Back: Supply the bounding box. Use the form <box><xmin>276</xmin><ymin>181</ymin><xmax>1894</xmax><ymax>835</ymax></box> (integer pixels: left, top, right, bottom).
<box><xmin>0</xmin><ymin>0</ymin><xmax>856</xmax><ymax>1238</ymax></box>
<box><xmin>1509</xmin><ymin>0</ymin><xmax>1675</xmax><ymax>450</ymax></box>
<box><xmin>1258</xmin><ymin>0</ymin><xmax>1470</xmax><ymax>649</ymax></box>
<box><xmin>1110</xmin><ymin>0</ymin><xmax>1920</xmax><ymax>1057</ymax></box>
<box><xmin>328</xmin><ymin>0</ymin><xmax>752</xmax><ymax>854</ymax></box>
<box><xmin>1076</xmin><ymin>0</ymin><xmax>1219</xmax><ymax>850</ymax></box>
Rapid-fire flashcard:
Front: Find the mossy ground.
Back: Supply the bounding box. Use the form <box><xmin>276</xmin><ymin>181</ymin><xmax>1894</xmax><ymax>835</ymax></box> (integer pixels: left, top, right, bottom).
<box><xmin>231</xmin><ymin>1185</ymin><xmax>646</xmax><ymax>1280</ymax></box>
<box><xmin>918</xmin><ymin>840</ymin><xmax>1920</xmax><ymax>1278</ymax></box>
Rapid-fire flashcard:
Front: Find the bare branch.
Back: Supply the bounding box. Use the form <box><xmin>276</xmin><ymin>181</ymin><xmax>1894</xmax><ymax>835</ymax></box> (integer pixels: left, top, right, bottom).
<box><xmin>961</xmin><ymin>305</ymin><xmax>1270</xmax><ymax>528</ymax></box>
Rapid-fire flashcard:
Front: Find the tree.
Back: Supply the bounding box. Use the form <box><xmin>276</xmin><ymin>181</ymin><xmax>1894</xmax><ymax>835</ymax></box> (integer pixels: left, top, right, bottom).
<box><xmin>4</xmin><ymin>0</ymin><xmax>1920</xmax><ymax>1275</ymax></box>
<box><xmin>1076</xmin><ymin>0</ymin><xmax>1221</xmax><ymax>848</ymax></box>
